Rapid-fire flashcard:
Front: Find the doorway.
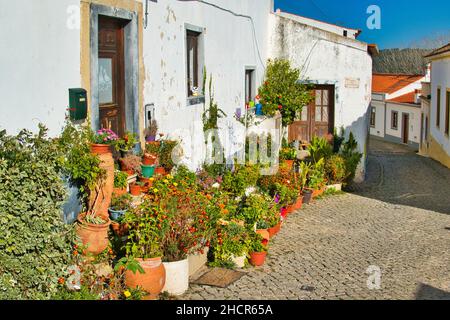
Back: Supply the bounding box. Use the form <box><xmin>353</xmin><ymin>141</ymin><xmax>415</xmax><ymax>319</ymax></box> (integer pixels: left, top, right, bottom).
<box><xmin>402</xmin><ymin>113</ymin><xmax>409</xmax><ymax>144</ymax></box>
<box><xmin>98</xmin><ymin>16</ymin><xmax>127</xmax><ymax>137</ymax></box>
<box><xmin>288</xmin><ymin>85</ymin><xmax>335</xmax><ymax>143</ymax></box>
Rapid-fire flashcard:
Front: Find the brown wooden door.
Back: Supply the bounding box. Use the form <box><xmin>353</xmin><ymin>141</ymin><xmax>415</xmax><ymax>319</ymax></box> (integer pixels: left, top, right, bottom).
<box><xmin>402</xmin><ymin>113</ymin><xmax>409</xmax><ymax>144</ymax></box>
<box><xmin>98</xmin><ymin>16</ymin><xmax>126</xmax><ymax>137</ymax></box>
<box><xmin>288</xmin><ymin>85</ymin><xmax>334</xmax><ymax>143</ymax></box>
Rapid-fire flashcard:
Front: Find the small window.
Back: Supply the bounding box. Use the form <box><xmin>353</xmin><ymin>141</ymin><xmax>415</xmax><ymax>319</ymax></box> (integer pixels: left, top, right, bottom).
<box><xmin>445</xmin><ymin>90</ymin><xmax>450</xmax><ymax>135</ymax></box>
<box><xmin>436</xmin><ymin>88</ymin><xmax>441</xmax><ymax>128</ymax></box>
<box><xmin>245</xmin><ymin>69</ymin><xmax>255</xmax><ymax>105</ymax></box>
<box><xmin>370</xmin><ymin>107</ymin><xmax>376</xmax><ymax>127</ymax></box>
<box><xmin>391</xmin><ymin>111</ymin><xmax>398</xmax><ymax>130</ymax></box>
<box><xmin>343</xmin><ymin>30</ymin><xmax>348</xmax><ymax>37</ymax></box>
<box><xmin>186</xmin><ymin>30</ymin><xmax>201</xmax><ymax>97</ymax></box>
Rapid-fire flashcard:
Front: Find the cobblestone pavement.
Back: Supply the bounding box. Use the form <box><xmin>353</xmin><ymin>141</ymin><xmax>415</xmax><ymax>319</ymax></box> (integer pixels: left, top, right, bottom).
<box><xmin>182</xmin><ymin>139</ymin><xmax>450</xmax><ymax>300</ymax></box>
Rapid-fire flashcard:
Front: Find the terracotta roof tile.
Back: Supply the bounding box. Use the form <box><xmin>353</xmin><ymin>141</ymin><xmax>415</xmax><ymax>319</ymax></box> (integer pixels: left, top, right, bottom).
<box><xmin>372</xmin><ymin>73</ymin><xmax>423</xmax><ymax>94</ymax></box>
<box><xmin>387</xmin><ymin>92</ymin><xmax>418</xmax><ymax>104</ymax></box>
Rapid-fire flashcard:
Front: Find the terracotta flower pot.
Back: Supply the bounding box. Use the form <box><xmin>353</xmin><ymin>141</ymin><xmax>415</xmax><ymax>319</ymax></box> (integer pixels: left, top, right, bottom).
<box><xmin>284</xmin><ymin>160</ymin><xmax>294</xmax><ymax>171</ymax></box>
<box><xmin>293</xmin><ymin>196</ymin><xmax>303</xmax><ymax>210</ymax></box>
<box><xmin>129</xmin><ymin>184</ymin><xmax>141</xmax><ymax>196</ymax></box>
<box><xmin>88</xmin><ymin>152</ymin><xmax>114</xmax><ymax>218</ymax></box>
<box><xmin>90</xmin><ymin>144</ymin><xmax>111</xmax><ymax>155</ymax></box>
<box><xmin>110</xmin><ymin>221</ymin><xmax>129</xmax><ymax>237</ymax></box>
<box><xmin>142</xmin><ymin>154</ymin><xmax>157</xmax><ymax>166</ymax></box>
<box><xmin>256</xmin><ymin>229</ymin><xmax>270</xmax><ymax>241</ymax></box>
<box><xmin>268</xmin><ymin>222</ymin><xmax>281</xmax><ymax>238</ymax></box>
<box><xmin>113</xmin><ymin>187</ymin><xmax>127</xmax><ymax>197</ymax></box>
<box><xmin>155</xmin><ymin>167</ymin><xmax>166</xmax><ymax>176</ymax></box>
<box><xmin>125</xmin><ymin>257</ymin><xmax>166</xmax><ymax>300</ymax></box>
<box><xmin>76</xmin><ymin>214</ymin><xmax>111</xmax><ymax>255</ymax></box>
<box><xmin>249</xmin><ymin>252</ymin><xmax>267</xmax><ymax>266</ymax></box>
<box><xmin>286</xmin><ymin>205</ymin><xmax>295</xmax><ymax>215</ymax></box>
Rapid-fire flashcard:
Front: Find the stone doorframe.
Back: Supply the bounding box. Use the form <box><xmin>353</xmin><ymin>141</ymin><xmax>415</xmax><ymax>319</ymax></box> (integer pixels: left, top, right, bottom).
<box><xmin>81</xmin><ymin>2</ymin><xmax>143</xmax><ymax>139</ymax></box>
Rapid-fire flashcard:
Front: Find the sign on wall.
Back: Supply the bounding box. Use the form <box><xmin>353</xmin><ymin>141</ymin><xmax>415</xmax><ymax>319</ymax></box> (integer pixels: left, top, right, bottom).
<box><xmin>345</xmin><ymin>78</ymin><xmax>360</xmax><ymax>88</ymax></box>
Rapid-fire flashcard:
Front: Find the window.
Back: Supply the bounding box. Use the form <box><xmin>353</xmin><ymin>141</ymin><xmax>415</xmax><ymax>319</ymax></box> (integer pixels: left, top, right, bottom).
<box><xmin>186</xmin><ymin>30</ymin><xmax>201</xmax><ymax>97</ymax></box>
<box><xmin>436</xmin><ymin>88</ymin><xmax>441</xmax><ymax>128</ymax></box>
<box><xmin>370</xmin><ymin>107</ymin><xmax>376</xmax><ymax>127</ymax></box>
<box><xmin>343</xmin><ymin>30</ymin><xmax>348</xmax><ymax>37</ymax></box>
<box><xmin>391</xmin><ymin>111</ymin><xmax>398</xmax><ymax>130</ymax></box>
<box><xmin>245</xmin><ymin>69</ymin><xmax>255</xmax><ymax>105</ymax></box>
<box><xmin>446</xmin><ymin>90</ymin><xmax>450</xmax><ymax>135</ymax></box>
<box><xmin>314</xmin><ymin>89</ymin><xmax>329</xmax><ymax>123</ymax></box>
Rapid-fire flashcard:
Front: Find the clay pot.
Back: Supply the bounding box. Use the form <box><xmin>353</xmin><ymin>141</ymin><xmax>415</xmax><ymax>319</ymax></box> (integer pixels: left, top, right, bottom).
<box><xmin>125</xmin><ymin>257</ymin><xmax>166</xmax><ymax>300</ymax></box>
<box><xmin>155</xmin><ymin>167</ymin><xmax>166</xmax><ymax>176</ymax></box>
<box><xmin>143</xmin><ymin>154</ymin><xmax>157</xmax><ymax>166</ymax></box>
<box><xmin>249</xmin><ymin>252</ymin><xmax>267</xmax><ymax>266</ymax></box>
<box><xmin>76</xmin><ymin>214</ymin><xmax>111</xmax><ymax>255</ymax></box>
<box><xmin>90</xmin><ymin>144</ymin><xmax>111</xmax><ymax>155</ymax></box>
<box><xmin>285</xmin><ymin>205</ymin><xmax>295</xmax><ymax>215</ymax></box>
<box><xmin>268</xmin><ymin>222</ymin><xmax>281</xmax><ymax>238</ymax></box>
<box><xmin>293</xmin><ymin>196</ymin><xmax>303</xmax><ymax>210</ymax></box>
<box><xmin>284</xmin><ymin>160</ymin><xmax>294</xmax><ymax>171</ymax></box>
<box><xmin>256</xmin><ymin>229</ymin><xmax>270</xmax><ymax>241</ymax></box>
<box><xmin>129</xmin><ymin>184</ymin><xmax>141</xmax><ymax>196</ymax></box>
<box><xmin>113</xmin><ymin>187</ymin><xmax>127</xmax><ymax>197</ymax></box>
<box><xmin>312</xmin><ymin>189</ymin><xmax>321</xmax><ymax>198</ymax></box>
<box><xmin>88</xmin><ymin>152</ymin><xmax>114</xmax><ymax>219</ymax></box>
<box><xmin>110</xmin><ymin>221</ymin><xmax>129</xmax><ymax>237</ymax></box>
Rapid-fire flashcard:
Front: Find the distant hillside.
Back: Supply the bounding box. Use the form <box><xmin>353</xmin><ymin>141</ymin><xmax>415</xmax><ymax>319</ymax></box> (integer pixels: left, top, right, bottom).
<box><xmin>373</xmin><ymin>48</ymin><xmax>432</xmax><ymax>75</ymax></box>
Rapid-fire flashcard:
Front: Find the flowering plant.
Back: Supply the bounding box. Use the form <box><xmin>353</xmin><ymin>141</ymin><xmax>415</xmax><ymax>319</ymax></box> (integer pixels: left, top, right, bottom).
<box><xmin>92</xmin><ymin>128</ymin><xmax>119</xmax><ymax>145</ymax></box>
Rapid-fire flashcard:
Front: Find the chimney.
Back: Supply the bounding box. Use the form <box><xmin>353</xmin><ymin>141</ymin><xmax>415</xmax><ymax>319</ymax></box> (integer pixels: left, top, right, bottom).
<box><xmin>414</xmin><ymin>89</ymin><xmax>421</xmax><ymax>104</ymax></box>
<box><xmin>425</xmin><ymin>63</ymin><xmax>431</xmax><ymax>82</ymax></box>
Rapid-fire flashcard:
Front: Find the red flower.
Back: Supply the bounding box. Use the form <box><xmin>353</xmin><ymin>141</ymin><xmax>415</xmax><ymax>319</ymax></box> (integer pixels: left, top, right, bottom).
<box><xmin>58</xmin><ymin>277</ymin><xmax>65</xmax><ymax>285</ymax></box>
<box><xmin>255</xmin><ymin>95</ymin><xmax>260</xmax><ymax>100</ymax></box>
<box><xmin>278</xmin><ymin>105</ymin><xmax>283</xmax><ymax>110</ymax></box>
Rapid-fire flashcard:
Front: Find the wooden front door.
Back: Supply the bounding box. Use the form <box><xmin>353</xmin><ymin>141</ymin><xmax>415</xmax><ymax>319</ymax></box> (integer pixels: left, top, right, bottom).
<box><xmin>402</xmin><ymin>113</ymin><xmax>409</xmax><ymax>144</ymax></box>
<box><xmin>98</xmin><ymin>16</ymin><xmax>126</xmax><ymax>137</ymax></box>
<box><xmin>288</xmin><ymin>85</ymin><xmax>334</xmax><ymax>143</ymax></box>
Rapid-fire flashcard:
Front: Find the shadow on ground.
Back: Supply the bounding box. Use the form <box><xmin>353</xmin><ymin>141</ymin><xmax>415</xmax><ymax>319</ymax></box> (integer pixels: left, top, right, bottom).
<box><xmin>349</xmin><ymin>138</ymin><xmax>450</xmax><ymax>215</ymax></box>
<box><xmin>415</xmin><ymin>283</ymin><xmax>450</xmax><ymax>300</ymax></box>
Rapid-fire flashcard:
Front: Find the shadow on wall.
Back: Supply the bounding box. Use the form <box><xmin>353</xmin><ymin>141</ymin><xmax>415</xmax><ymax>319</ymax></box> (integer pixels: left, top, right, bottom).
<box><xmin>351</xmin><ymin>137</ymin><xmax>450</xmax><ymax>215</ymax></box>
<box><xmin>415</xmin><ymin>283</ymin><xmax>450</xmax><ymax>300</ymax></box>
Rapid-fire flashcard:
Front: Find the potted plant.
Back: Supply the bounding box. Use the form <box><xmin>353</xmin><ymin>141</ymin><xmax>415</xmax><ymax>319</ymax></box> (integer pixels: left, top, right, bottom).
<box><xmin>142</xmin><ymin>152</ymin><xmax>157</xmax><ymax>166</ymax></box>
<box><xmin>113</xmin><ymin>170</ymin><xmax>128</xmax><ymax>196</ymax></box>
<box><xmin>76</xmin><ymin>210</ymin><xmax>111</xmax><ymax>256</ymax></box>
<box><xmin>144</xmin><ymin>119</ymin><xmax>158</xmax><ymax>142</ymax></box>
<box><xmin>141</xmin><ymin>164</ymin><xmax>155</xmax><ymax>178</ymax></box>
<box><xmin>159</xmin><ymin>188</ymin><xmax>210</xmax><ymax>296</ymax></box>
<box><xmin>248</xmin><ymin>233</ymin><xmax>268</xmax><ymax>267</ymax></box>
<box><xmin>324</xmin><ymin>154</ymin><xmax>346</xmax><ymax>191</ymax></box>
<box><xmin>255</xmin><ymin>220</ymin><xmax>270</xmax><ymax>244</ymax></box>
<box><xmin>109</xmin><ymin>193</ymin><xmax>132</xmax><ymax>222</ymax></box>
<box><xmin>118</xmin><ymin>200</ymin><xmax>167</xmax><ymax>300</ymax></box>
<box><xmin>159</xmin><ymin>140</ymin><xmax>179</xmax><ymax>173</ymax></box>
<box><xmin>90</xmin><ymin>128</ymin><xmax>119</xmax><ymax>155</ymax></box>
<box><xmin>129</xmin><ymin>182</ymin><xmax>142</xmax><ymax>196</ymax></box>
<box><xmin>114</xmin><ymin>131</ymin><xmax>138</xmax><ymax>158</ymax></box>
<box><xmin>119</xmin><ymin>154</ymin><xmax>142</xmax><ymax>176</ymax></box>
<box><xmin>279</xmin><ymin>146</ymin><xmax>297</xmax><ymax>171</ymax></box>
<box><xmin>308</xmin><ymin>158</ymin><xmax>326</xmax><ymax>198</ymax></box>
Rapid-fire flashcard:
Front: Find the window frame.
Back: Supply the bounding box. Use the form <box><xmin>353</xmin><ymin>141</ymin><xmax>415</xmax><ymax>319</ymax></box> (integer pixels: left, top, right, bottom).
<box><xmin>391</xmin><ymin>111</ymin><xmax>399</xmax><ymax>130</ymax></box>
<box><xmin>370</xmin><ymin>107</ymin><xmax>376</xmax><ymax>128</ymax></box>
<box><xmin>244</xmin><ymin>68</ymin><xmax>256</xmax><ymax>105</ymax></box>
<box><xmin>436</xmin><ymin>87</ymin><xmax>441</xmax><ymax>128</ymax></box>
<box><xmin>186</xmin><ymin>29</ymin><xmax>201</xmax><ymax>98</ymax></box>
<box><xmin>445</xmin><ymin>89</ymin><xmax>450</xmax><ymax>136</ymax></box>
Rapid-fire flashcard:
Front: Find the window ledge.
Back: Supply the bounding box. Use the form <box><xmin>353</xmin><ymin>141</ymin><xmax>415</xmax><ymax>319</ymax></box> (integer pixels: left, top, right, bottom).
<box><xmin>187</xmin><ymin>95</ymin><xmax>205</xmax><ymax>106</ymax></box>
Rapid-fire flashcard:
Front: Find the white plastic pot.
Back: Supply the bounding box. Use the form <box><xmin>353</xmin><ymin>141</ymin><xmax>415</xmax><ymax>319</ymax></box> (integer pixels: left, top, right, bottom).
<box><xmin>162</xmin><ymin>258</ymin><xmax>189</xmax><ymax>295</ymax></box>
<box><xmin>231</xmin><ymin>254</ymin><xmax>246</xmax><ymax>268</ymax></box>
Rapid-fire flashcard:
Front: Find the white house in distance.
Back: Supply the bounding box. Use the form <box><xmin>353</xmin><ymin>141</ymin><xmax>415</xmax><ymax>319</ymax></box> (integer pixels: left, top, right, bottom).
<box><xmin>369</xmin><ymin>73</ymin><xmax>428</xmax><ymax>149</ymax></box>
<box><xmin>0</xmin><ymin>0</ymin><xmax>374</xmax><ymax>181</ymax></box>
<box><xmin>421</xmin><ymin>43</ymin><xmax>450</xmax><ymax>168</ymax></box>
<box><xmin>269</xmin><ymin>9</ymin><xmax>377</xmax><ymax>181</ymax></box>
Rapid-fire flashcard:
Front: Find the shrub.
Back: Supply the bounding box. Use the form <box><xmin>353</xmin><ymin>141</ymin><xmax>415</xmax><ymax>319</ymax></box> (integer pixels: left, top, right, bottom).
<box><xmin>325</xmin><ymin>155</ymin><xmax>346</xmax><ymax>184</ymax></box>
<box><xmin>222</xmin><ymin>164</ymin><xmax>260</xmax><ymax>196</ymax></box>
<box><xmin>340</xmin><ymin>132</ymin><xmax>362</xmax><ymax>184</ymax></box>
<box><xmin>308</xmin><ymin>136</ymin><xmax>333</xmax><ymax>163</ymax></box>
<box><xmin>114</xmin><ymin>170</ymin><xmax>128</xmax><ymax>189</ymax></box>
<box><xmin>0</xmin><ymin>125</ymin><xmax>74</xmax><ymax>299</ymax></box>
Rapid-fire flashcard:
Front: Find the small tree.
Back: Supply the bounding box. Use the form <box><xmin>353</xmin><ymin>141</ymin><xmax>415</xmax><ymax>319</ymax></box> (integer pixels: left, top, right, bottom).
<box><xmin>258</xmin><ymin>59</ymin><xmax>313</xmax><ymax>128</ymax></box>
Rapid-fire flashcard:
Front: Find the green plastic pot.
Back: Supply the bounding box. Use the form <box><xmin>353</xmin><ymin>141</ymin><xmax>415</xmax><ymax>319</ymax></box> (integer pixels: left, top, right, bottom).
<box><xmin>141</xmin><ymin>165</ymin><xmax>155</xmax><ymax>178</ymax></box>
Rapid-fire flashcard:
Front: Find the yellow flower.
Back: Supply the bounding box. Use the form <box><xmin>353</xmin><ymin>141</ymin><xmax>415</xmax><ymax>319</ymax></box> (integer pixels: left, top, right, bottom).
<box><xmin>163</xmin><ymin>179</ymin><xmax>169</xmax><ymax>184</ymax></box>
<box><xmin>150</xmin><ymin>177</ymin><xmax>155</xmax><ymax>181</ymax></box>
<box><xmin>124</xmin><ymin>290</ymin><xmax>131</xmax><ymax>298</ymax></box>
<box><xmin>153</xmin><ymin>188</ymin><xmax>159</xmax><ymax>193</ymax></box>
<box><xmin>167</xmin><ymin>174</ymin><xmax>173</xmax><ymax>179</ymax></box>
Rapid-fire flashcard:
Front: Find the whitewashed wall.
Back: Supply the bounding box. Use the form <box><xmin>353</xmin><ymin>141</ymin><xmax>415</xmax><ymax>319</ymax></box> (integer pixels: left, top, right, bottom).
<box><xmin>384</xmin><ymin>102</ymin><xmax>421</xmax><ymax>146</ymax></box>
<box><xmin>268</xmin><ymin>13</ymin><xmax>373</xmax><ymax>181</ymax></box>
<box><xmin>143</xmin><ymin>0</ymin><xmax>273</xmax><ymax>170</ymax></box>
<box><xmin>430</xmin><ymin>57</ymin><xmax>450</xmax><ymax>155</ymax></box>
<box><xmin>0</xmin><ymin>0</ymin><xmax>81</xmax><ymax>136</ymax></box>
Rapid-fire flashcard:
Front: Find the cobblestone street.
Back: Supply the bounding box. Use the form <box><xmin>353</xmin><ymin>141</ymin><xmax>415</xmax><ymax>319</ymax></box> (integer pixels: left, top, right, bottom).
<box><xmin>183</xmin><ymin>139</ymin><xmax>450</xmax><ymax>300</ymax></box>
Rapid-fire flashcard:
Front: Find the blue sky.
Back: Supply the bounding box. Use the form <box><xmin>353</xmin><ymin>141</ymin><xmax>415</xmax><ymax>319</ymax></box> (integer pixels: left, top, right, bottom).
<box><xmin>274</xmin><ymin>0</ymin><xmax>450</xmax><ymax>49</ymax></box>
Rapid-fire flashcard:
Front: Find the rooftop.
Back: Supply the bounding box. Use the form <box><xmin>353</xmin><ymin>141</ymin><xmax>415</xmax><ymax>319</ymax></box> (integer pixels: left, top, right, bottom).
<box><xmin>372</xmin><ymin>73</ymin><xmax>424</xmax><ymax>94</ymax></box>
<box><xmin>425</xmin><ymin>43</ymin><xmax>450</xmax><ymax>58</ymax></box>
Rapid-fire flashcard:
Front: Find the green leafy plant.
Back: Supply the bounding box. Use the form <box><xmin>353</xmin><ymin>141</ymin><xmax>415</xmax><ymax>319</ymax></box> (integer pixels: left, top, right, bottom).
<box><xmin>308</xmin><ymin>136</ymin><xmax>333</xmax><ymax>163</ymax></box>
<box><xmin>307</xmin><ymin>158</ymin><xmax>326</xmax><ymax>190</ymax></box>
<box><xmin>235</xmin><ymin>193</ymin><xmax>277</xmax><ymax>228</ymax></box>
<box><xmin>110</xmin><ymin>193</ymin><xmax>132</xmax><ymax>212</ymax></box>
<box><xmin>222</xmin><ymin>164</ymin><xmax>260</xmax><ymax>196</ymax></box>
<box><xmin>298</xmin><ymin>161</ymin><xmax>311</xmax><ymax>190</ymax></box>
<box><xmin>159</xmin><ymin>140</ymin><xmax>179</xmax><ymax>172</ymax></box>
<box><xmin>258</xmin><ymin>59</ymin><xmax>313</xmax><ymax>127</ymax></box>
<box><xmin>279</xmin><ymin>146</ymin><xmax>297</xmax><ymax>161</ymax></box>
<box><xmin>114</xmin><ymin>131</ymin><xmax>138</xmax><ymax>153</ymax></box>
<box><xmin>340</xmin><ymin>132</ymin><xmax>362</xmax><ymax>184</ymax></box>
<box><xmin>0</xmin><ymin>125</ymin><xmax>75</xmax><ymax>299</ymax></box>
<box><xmin>248</xmin><ymin>233</ymin><xmax>267</xmax><ymax>253</ymax></box>
<box><xmin>114</xmin><ymin>170</ymin><xmax>129</xmax><ymax>189</ymax></box>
